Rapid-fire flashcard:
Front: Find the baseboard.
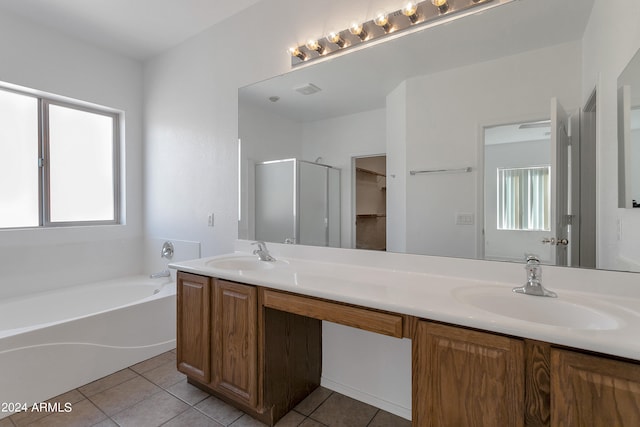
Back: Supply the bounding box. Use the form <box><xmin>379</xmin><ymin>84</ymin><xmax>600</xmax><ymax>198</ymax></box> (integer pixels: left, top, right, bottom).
<box><xmin>320</xmin><ymin>376</ymin><xmax>411</xmax><ymax>421</ymax></box>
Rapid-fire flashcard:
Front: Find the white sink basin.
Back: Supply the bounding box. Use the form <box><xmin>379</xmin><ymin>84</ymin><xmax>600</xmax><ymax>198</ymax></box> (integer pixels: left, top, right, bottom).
<box><xmin>453</xmin><ymin>286</ymin><xmax>621</xmax><ymax>330</ymax></box>
<box><xmin>206</xmin><ymin>256</ymin><xmax>279</xmax><ymax>271</ymax></box>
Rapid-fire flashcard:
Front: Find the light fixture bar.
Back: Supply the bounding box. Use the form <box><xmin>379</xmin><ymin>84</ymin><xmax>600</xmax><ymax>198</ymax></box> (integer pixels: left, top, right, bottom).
<box><xmin>289</xmin><ymin>0</ymin><xmax>497</xmax><ymax>67</ymax></box>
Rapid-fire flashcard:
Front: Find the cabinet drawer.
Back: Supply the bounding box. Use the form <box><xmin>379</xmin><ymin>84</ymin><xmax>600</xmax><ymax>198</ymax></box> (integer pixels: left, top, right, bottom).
<box><xmin>262</xmin><ymin>289</ymin><xmax>403</xmax><ymax>338</ymax></box>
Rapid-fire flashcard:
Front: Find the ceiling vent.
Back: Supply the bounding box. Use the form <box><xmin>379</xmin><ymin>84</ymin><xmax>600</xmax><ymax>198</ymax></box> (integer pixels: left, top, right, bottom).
<box><xmin>294</xmin><ymin>83</ymin><xmax>322</xmax><ymax>95</ymax></box>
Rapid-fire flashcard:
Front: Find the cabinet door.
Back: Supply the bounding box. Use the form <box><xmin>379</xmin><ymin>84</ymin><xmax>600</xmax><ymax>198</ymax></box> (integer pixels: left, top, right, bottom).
<box><xmin>551</xmin><ymin>349</ymin><xmax>640</xmax><ymax>427</ymax></box>
<box><xmin>413</xmin><ymin>321</ymin><xmax>524</xmax><ymax>427</ymax></box>
<box><xmin>212</xmin><ymin>279</ymin><xmax>258</xmax><ymax>406</ymax></box>
<box><xmin>176</xmin><ymin>272</ymin><xmax>211</xmax><ymax>383</ymax></box>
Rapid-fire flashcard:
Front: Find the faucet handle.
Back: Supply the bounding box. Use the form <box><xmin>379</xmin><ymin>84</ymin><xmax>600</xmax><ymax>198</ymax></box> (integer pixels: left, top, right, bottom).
<box><xmin>525</xmin><ymin>255</ymin><xmax>540</xmax><ymax>265</ymax></box>
<box><xmin>252</xmin><ymin>241</ymin><xmax>267</xmax><ymax>251</ymax></box>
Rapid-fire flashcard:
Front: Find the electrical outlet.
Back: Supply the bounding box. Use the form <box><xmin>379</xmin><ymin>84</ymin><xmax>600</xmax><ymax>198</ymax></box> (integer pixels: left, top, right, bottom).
<box><xmin>208</xmin><ymin>213</ymin><xmax>214</xmax><ymax>227</ymax></box>
<box><xmin>455</xmin><ymin>212</ymin><xmax>474</xmax><ymax>225</ymax></box>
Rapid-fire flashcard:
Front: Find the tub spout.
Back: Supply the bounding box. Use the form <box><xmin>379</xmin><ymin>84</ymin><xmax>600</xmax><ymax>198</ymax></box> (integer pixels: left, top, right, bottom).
<box><xmin>150</xmin><ymin>269</ymin><xmax>171</xmax><ymax>279</ymax></box>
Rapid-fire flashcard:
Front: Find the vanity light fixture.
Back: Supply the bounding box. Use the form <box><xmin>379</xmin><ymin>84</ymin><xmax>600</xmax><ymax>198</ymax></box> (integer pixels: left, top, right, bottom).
<box><xmin>349</xmin><ymin>22</ymin><xmax>368</xmax><ymax>41</ymax></box>
<box><xmin>432</xmin><ymin>0</ymin><xmax>449</xmax><ymax>13</ymax></box>
<box><xmin>326</xmin><ymin>32</ymin><xmax>346</xmax><ymax>48</ymax></box>
<box><xmin>402</xmin><ymin>2</ymin><xmax>419</xmax><ymax>23</ymax></box>
<box><xmin>288</xmin><ymin>0</ymin><xmax>499</xmax><ymax>67</ymax></box>
<box><xmin>288</xmin><ymin>46</ymin><xmax>307</xmax><ymax>61</ymax></box>
<box><xmin>374</xmin><ymin>13</ymin><xmax>393</xmax><ymax>33</ymax></box>
<box><xmin>305</xmin><ymin>39</ymin><xmax>325</xmax><ymax>55</ymax></box>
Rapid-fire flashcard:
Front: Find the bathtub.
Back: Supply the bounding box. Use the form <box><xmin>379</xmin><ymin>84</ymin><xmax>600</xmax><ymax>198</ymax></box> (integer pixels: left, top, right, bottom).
<box><xmin>0</xmin><ymin>275</ymin><xmax>176</xmax><ymax>417</ymax></box>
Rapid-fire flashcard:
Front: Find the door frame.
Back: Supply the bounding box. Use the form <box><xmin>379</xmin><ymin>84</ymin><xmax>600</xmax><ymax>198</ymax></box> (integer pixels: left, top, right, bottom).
<box><xmin>478</xmin><ymin>114</ymin><xmax>553</xmax><ymax>263</ymax></box>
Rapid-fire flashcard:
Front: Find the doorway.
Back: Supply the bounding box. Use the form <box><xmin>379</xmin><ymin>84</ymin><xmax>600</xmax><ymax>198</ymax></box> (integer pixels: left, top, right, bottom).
<box><xmin>354</xmin><ymin>155</ymin><xmax>387</xmax><ymax>251</ymax></box>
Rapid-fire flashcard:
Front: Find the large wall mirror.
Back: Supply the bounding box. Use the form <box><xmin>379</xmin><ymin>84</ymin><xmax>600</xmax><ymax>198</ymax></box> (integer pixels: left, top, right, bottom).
<box><xmin>618</xmin><ymin>48</ymin><xmax>640</xmax><ymax>209</ymax></box>
<box><xmin>239</xmin><ymin>0</ymin><xmax>640</xmax><ymax>273</ymax></box>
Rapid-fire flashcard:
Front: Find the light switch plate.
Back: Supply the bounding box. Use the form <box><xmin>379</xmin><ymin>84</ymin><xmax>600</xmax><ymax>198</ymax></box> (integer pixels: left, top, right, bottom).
<box><xmin>455</xmin><ymin>212</ymin><xmax>474</xmax><ymax>225</ymax></box>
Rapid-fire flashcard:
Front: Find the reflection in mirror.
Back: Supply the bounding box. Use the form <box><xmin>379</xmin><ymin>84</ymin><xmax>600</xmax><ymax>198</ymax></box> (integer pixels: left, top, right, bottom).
<box><xmin>618</xmin><ymin>48</ymin><xmax>640</xmax><ymax>209</ymax></box>
<box><xmin>238</xmin><ymin>0</ymin><xmax>638</xmax><ymax>272</ymax></box>
<box><xmin>483</xmin><ymin>121</ymin><xmax>552</xmax><ymax>264</ymax></box>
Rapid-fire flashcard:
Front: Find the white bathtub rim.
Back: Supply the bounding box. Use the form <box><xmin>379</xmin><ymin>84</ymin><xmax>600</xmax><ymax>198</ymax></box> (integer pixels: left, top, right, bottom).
<box><xmin>0</xmin><ymin>275</ymin><xmax>175</xmax><ymax>339</ymax></box>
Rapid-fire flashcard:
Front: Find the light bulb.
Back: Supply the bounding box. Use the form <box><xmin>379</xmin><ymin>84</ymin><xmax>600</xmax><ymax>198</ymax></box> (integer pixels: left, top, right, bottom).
<box><xmin>326</xmin><ymin>32</ymin><xmax>346</xmax><ymax>48</ymax></box>
<box><xmin>402</xmin><ymin>2</ymin><xmax>419</xmax><ymax>23</ymax></box>
<box><xmin>349</xmin><ymin>22</ymin><xmax>367</xmax><ymax>41</ymax></box>
<box><xmin>432</xmin><ymin>0</ymin><xmax>449</xmax><ymax>13</ymax></box>
<box><xmin>288</xmin><ymin>46</ymin><xmax>306</xmax><ymax>61</ymax></box>
<box><xmin>305</xmin><ymin>39</ymin><xmax>324</xmax><ymax>54</ymax></box>
<box><xmin>374</xmin><ymin>13</ymin><xmax>392</xmax><ymax>33</ymax></box>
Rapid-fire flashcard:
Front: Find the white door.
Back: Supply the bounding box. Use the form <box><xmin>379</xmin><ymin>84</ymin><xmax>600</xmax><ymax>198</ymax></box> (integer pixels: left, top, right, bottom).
<box><xmin>549</xmin><ymin>98</ymin><xmax>571</xmax><ymax>266</ymax></box>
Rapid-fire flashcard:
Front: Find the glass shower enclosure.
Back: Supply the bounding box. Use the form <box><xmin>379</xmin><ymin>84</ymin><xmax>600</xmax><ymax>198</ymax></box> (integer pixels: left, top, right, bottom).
<box><xmin>255</xmin><ymin>159</ymin><xmax>340</xmax><ymax>247</ymax></box>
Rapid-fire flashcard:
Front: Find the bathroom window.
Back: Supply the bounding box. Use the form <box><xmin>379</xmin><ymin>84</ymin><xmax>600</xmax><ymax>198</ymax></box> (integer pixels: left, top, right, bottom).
<box><xmin>497</xmin><ymin>166</ymin><xmax>550</xmax><ymax>231</ymax></box>
<box><xmin>0</xmin><ymin>86</ymin><xmax>120</xmax><ymax>228</ymax></box>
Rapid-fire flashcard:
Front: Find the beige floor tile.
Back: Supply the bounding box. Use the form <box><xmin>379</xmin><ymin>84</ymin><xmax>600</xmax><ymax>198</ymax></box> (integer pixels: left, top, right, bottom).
<box><xmin>195</xmin><ymin>396</ymin><xmax>244</xmax><ymax>426</ymax></box>
<box><xmin>26</xmin><ymin>399</ymin><xmax>106</xmax><ymax>427</ymax></box>
<box><xmin>274</xmin><ymin>411</ymin><xmax>306</xmax><ymax>427</ymax></box>
<box><xmin>140</xmin><ymin>360</ymin><xmax>186</xmax><ymax>389</ymax></box>
<box><xmin>110</xmin><ymin>390</ymin><xmax>189</xmax><ymax>427</ymax></box>
<box><xmin>229</xmin><ymin>414</ymin><xmax>268</xmax><ymax>427</ymax></box>
<box><xmin>0</xmin><ymin>416</ymin><xmax>15</xmax><ymax>427</ymax></box>
<box><xmin>294</xmin><ymin>387</ymin><xmax>333</xmax><ymax>416</ymax></box>
<box><xmin>130</xmin><ymin>351</ymin><xmax>176</xmax><ymax>374</ymax></box>
<box><xmin>47</xmin><ymin>389</ymin><xmax>85</xmax><ymax>405</ymax></box>
<box><xmin>12</xmin><ymin>388</ymin><xmax>93</xmax><ymax>427</ymax></box>
<box><xmin>91</xmin><ymin>419</ymin><xmax>118</xmax><ymax>426</ymax></box>
<box><xmin>309</xmin><ymin>393</ymin><xmax>377</xmax><ymax>427</ymax></box>
<box><xmin>88</xmin><ymin>375</ymin><xmax>161</xmax><ymax>416</ymax></box>
<box><xmin>166</xmin><ymin>379</ymin><xmax>210</xmax><ymax>405</ymax></box>
<box><xmin>368</xmin><ymin>410</ymin><xmax>412</xmax><ymax>427</ymax></box>
<box><xmin>10</xmin><ymin>408</ymin><xmax>48</xmax><ymax>427</ymax></box>
<box><xmin>298</xmin><ymin>419</ymin><xmax>326</xmax><ymax>427</ymax></box>
<box><xmin>78</xmin><ymin>368</ymin><xmax>139</xmax><ymax>397</ymax></box>
<box><xmin>162</xmin><ymin>408</ymin><xmax>225</xmax><ymax>427</ymax></box>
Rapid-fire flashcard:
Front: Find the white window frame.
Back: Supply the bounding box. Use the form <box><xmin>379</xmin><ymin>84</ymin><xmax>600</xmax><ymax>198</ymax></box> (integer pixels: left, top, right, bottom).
<box><xmin>0</xmin><ymin>85</ymin><xmax>120</xmax><ymax>229</ymax></box>
<box><xmin>497</xmin><ymin>165</ymin><xmax>550</xmax><ymax>231</ymax></box>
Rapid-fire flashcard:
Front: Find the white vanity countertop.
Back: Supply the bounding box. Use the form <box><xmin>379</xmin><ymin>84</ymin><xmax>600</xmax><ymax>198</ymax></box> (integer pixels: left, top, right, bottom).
<box><xmin>169</xmin><ymin>241</ymin><xmax>640</xmax><ymax>362</ymax></box>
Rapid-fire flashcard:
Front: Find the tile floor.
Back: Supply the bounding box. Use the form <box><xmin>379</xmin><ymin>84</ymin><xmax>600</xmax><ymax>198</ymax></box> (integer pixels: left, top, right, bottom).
<box><xmin>0</xmin><ymin>350</ymin><xmax>411</xmax><ymax>427</ymax></box>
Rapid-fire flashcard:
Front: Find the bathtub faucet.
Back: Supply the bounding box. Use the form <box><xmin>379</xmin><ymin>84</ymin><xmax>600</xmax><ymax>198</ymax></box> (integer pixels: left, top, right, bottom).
<box><xmin>150</xmin><ymin>269</ymin><xmax>171</xmax><ymax>279</ymax></box>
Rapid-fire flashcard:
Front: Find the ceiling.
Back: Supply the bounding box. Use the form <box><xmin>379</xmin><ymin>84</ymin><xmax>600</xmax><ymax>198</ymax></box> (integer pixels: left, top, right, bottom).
<box><xmin>239</xmin><ymin>0</ymin><xmax>596</xmax><ymax>123</ymax></box>
<box><xmin>0</xmin><ymin>0</ymin><xmax>262</xmax><ymax>60</ymax></box>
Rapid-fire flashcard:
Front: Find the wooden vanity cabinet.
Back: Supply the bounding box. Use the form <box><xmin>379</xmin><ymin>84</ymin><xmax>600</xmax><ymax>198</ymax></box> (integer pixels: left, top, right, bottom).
<box><xmin>412</xmin><ymin>321</ymin><xmax>525</xmax><ymax>427</ymax></box>
<box><xmin>178</xmin><ymin>271</ymin><xmax>640</xmax><ymax>427</ymax></box>
<box><xmin>176</xmin><ymin>273</ymin><xmax>258</xmax><ymax>410</ymax></box>
<box><xmin>176</xmin><ymin>272</ymin><xmax>211</xmax><ymax>383</ymax></box>
<box><xmin>176</xmin><ymin>272</ymin><xmax>322</xmax><ymax>426</ymax></box>
<box><xmin>211</xmin><ymin>280</ymin><xmax>258</xmax><ymax>406</ymax></box>
<box><xmin>551</xmin><ymin>349</ymin><xmax>640</xmax><ymax>427</ymax></box>
<box><xmin>413</xmin><ymin>320</ymin><xmax>640</xmax><ymax>427</ymax></box>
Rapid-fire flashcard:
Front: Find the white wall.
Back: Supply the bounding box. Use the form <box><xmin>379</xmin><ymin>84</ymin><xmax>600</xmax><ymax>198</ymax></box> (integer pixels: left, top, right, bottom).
<box><xmin>402</xmin><ymin>41</ymin><xmax>582</xmax><ymax>258</ymax></box>
<box><xmin>386</xmin><ymin>82</ymin><xmax>408</xmax><ymax>253</ymax></box>
<box><xmin>0</xmin><ymin>10</ymin><xmax>144</xmax><ymax>299</ymax></box>
<box><xmin>582</xmin><ymin>0</ymin><xmax>640</xmax><ymax>270</ymax></box>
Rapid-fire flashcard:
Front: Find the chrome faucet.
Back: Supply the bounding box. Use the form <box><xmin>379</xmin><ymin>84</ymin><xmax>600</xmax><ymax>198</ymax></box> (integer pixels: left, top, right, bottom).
<box><xmin>150</xmin><ymin>269</ymin><xmax>171</xmax><ymax>279</ymax></box>
<box><xmin>512</xmin><ymin>255</ymin><xmax>557</xmax><ymax>298</ymax></box>
<box><xmin>252</xmin><ymin>241</ymin><xmax>275</xmax><ymax>262</ymax></box>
